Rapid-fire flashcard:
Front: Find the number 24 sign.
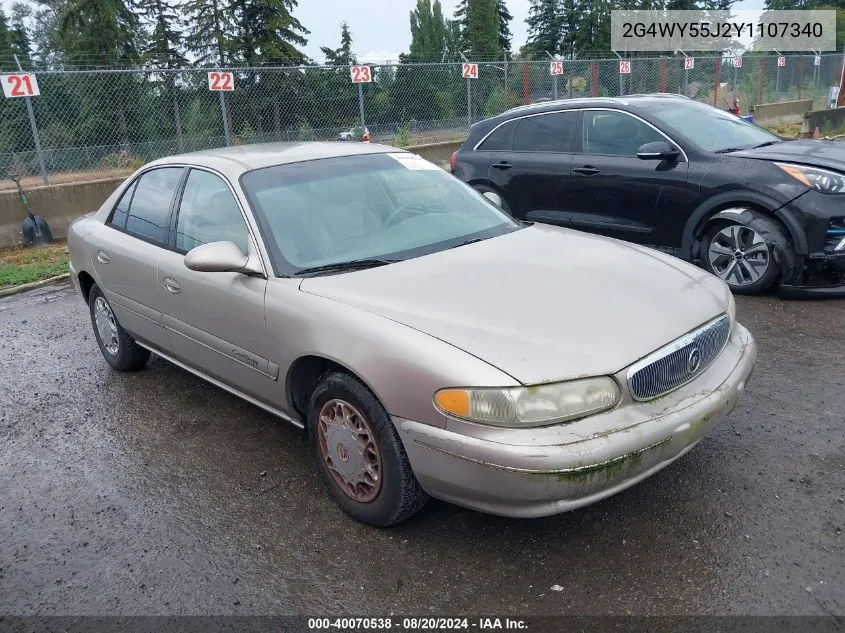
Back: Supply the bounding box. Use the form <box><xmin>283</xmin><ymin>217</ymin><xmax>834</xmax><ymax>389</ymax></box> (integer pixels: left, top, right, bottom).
<box><xmin>208</xmin><ymin>71</ymin><xmax>234</xmax><ymax>91</ymax></box>
<box><xmin>1</xmin><ymin>73</ymin><xmax>40</xmax><ymax>98</ymax></box>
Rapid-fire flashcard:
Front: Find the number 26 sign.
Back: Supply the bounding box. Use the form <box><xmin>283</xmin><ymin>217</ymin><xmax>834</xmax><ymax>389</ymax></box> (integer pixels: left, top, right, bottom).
<box><xmin>2</xmin><ymin>73</ymin><xmax>40</xmax><ymax>98</ymax></box>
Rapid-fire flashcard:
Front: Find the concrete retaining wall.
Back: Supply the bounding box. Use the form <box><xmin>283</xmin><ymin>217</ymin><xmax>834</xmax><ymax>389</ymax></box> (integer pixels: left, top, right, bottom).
<box><xmin>752</xmin><ymin>99</ymin><xmax>815</xmax><ymax>126</ymax></box>
<box><xmin>0</xmin><ymin>140</ymin><xmax>467</xmax><ymax>248</ymax></box>
<box><xmin>802</xmin><ymin>107</ymin><xmax>845</xmax><ymax>135</ymax></box>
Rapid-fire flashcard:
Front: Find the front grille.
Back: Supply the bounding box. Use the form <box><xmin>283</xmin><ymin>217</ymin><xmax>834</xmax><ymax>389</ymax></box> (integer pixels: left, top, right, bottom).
<box><xmin>825</xmin><ymin>219</ymin><xmax>845</xmax><ymax>253</ymax></box>
<box><xmin>627</xmin><ymin>315</ymin><xmax>731</xmax><ymax>401</ymax></box>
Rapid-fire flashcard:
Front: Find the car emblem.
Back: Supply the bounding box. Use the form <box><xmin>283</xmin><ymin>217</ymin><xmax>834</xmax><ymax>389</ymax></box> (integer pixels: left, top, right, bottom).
<box><xmin>687</xmin><ymin>348</ymin><xmax>702</xmax><ymax>374</ymax></box>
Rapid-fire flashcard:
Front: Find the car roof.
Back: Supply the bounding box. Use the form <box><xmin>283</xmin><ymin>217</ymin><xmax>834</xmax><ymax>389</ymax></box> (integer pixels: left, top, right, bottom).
<box><xmin>145</xmin><ymin>141</ymin><xmax>401</xmax><ymax>173</ymax></box>
<box><xmin>500</xmin><ymin>93</ymin><xmax>690</xmax><ymax>116</ymax></box>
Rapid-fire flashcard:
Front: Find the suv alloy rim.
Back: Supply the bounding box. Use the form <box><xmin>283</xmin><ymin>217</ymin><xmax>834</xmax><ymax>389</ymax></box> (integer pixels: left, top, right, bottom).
<box><xmin>708</xmin><ymin>225</ymin><xmax>770</xmax><ymax>286</ymax></box>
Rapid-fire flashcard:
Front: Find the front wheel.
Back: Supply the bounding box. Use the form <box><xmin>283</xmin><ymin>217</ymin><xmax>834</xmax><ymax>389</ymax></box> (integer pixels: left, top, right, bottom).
<box><xmin>307</xmin><ymin>371</ymin><xmax>428</xmax><ymax>526</ymax></box>
<box><xmin>702</xmin><ymin>214</ymin><xmax>788</xmax><ymax>294</ymax></box>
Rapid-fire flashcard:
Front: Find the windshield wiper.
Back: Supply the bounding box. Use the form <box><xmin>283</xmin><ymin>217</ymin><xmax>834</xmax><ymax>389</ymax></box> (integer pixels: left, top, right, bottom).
<box><xmin>296</xmin><ymin>258</ymin><xmax>399</xmax><ymax>276</ymax></box>
<box><xmin>714</xmin><ymin>146</ymin><xmax>747</xmax><ymax>154</ymax></box>
<box><xmin>449</xmin><ymin>237</ymin><xmax>485</xmax><ymax>249</ymax></box>
<box><xmin>752</xmin><ymin>140</ymin><xmax>782</xmax><ymax>149</ymax></box>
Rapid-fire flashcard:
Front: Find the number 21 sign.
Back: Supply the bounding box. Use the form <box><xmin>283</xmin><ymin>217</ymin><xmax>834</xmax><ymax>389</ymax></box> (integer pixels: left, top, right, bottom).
<box><xmin>2</xmin><ymin>73</ymin><xmax>40</xmax><ymax>98</ymax></box>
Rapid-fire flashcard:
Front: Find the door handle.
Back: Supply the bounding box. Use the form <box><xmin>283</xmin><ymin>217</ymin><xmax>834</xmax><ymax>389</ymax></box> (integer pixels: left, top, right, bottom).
<box><xmin>96</xmin><ymin>250</ymin><xmax>110</xmax><ymax>264</ymax></box>
<box><xmin>492</xmin><ymin>161</ymin><xmax>512</xmax><ymax>170</ymax></box>
<box><xmin>574</xmin><ymin>166</ymin><xmax>600</xmax><ymax>176</ymax></box>
<box><xmin>162</xmin><ymin>277</ymin><xmax>181</xmax><ymax>295</ymax></box>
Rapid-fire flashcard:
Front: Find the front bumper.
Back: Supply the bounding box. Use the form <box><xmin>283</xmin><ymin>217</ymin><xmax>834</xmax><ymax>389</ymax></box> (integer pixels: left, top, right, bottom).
<box><xmin>393</xmin><ymin>324</ymin><xmax>757</xmax><ymax>518</ymax></box>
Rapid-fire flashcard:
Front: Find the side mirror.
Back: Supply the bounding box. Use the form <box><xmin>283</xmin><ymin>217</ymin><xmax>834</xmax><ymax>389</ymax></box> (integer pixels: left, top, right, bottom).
<box><xmin>481</xmin><ymin>191</ymin><xmax>503</xmax><ymax>207</ymax></box>
<box><xmin>637</xmin><ymin>141</ymin><xmax>680</xmax><ymax>161</ymax></box>
<box><xmin>184</xmin><ymin>241</ymin><xmax>249</xmax><ymax>273</ymax></box>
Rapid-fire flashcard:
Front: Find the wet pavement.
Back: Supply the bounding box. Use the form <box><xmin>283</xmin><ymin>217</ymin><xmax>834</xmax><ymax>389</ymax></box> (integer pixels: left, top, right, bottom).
<box><xmin>0</xmin><ymin>281</ymin><xmax>843</xmax><ymax>616</ymax></box>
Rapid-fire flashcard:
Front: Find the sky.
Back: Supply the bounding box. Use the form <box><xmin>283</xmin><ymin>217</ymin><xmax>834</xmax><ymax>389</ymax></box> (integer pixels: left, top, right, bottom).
<box><xmin>0</xmin><ymin>0</ymin><xmax>767</xmax><ymax>63</ymax></box>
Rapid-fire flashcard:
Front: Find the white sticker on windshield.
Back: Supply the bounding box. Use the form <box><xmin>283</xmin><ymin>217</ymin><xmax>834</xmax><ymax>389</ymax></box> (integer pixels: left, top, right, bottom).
<box><xmin>388</xmin><ymin>153</ymin><xmax>440</xmax><ymax>171</ymax></box>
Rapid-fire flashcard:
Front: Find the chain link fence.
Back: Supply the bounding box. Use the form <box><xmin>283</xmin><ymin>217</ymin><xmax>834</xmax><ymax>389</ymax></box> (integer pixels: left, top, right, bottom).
<box><xmin>0</xmin><ymin>52</ymin><xmax>841</xmax><ymax>186</ymax></box>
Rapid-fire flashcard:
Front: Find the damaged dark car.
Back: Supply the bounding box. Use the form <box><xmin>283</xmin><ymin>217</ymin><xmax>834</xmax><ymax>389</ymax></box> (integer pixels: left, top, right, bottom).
<box><xmin>451</xmin><ymin>95</ymin><xmax>845</xmax><ymax>297</ymax></box>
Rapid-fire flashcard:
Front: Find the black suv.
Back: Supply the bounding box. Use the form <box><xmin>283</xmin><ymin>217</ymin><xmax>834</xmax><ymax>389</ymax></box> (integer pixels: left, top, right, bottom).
<box><xmin>451</xmin><ymin>94</ymin><xmax>845</xmax><ymax>296</ymax></box>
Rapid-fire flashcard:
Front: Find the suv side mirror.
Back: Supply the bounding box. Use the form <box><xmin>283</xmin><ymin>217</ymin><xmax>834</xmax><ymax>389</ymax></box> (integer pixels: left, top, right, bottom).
<box><xmin>184</xmin><ymin>241</ymin><xmax>250</xmax><ymax>273</ymax></box>
<box><xmin>637</xmin><ymin>141</ymin><xmax>680</xmax><ymax>161</ymax></box>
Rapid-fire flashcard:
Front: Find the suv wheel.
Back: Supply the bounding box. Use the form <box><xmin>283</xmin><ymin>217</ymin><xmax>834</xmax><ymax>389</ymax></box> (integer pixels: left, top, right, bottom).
<box><xmin>701</xmin><ymin>212</ymin><xmax>789</xmax><ymax>294</ymax></box>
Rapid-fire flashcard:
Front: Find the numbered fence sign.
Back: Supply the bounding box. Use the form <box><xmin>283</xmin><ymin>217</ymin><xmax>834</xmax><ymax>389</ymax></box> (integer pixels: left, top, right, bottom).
<box><xmin>350</xmin><ymin>65</ymin><xmax>372</xmax><ymax>83</ymax></box>
<box><xmin>814</xmin><ymin>55</ymin><xmax>821</xmax><ymax>66</ymax></box>
<box><xmin>550</xmin><ymin>61</ymin><xmax>563</xmax><ymax>76</ymax></box>
<box><xmin>683</xmin><ymin>57</ymin><xmax>694</xmax><ymax>71</ymax></box>
<box><xmin>619</xmin><ymin>60</ymin><xmax>632</xmax><ymax>74</ymax></box>
<box><xmin>208</xmin><ymin>71</ymin><xmax>234</xmax><ymax>91</ymax></box>
<box><xmin>777</xmin><ymin>56</ymin><xmax>786</xmax><ymax>67</ymax></box>
<box><xmin>1</xmin><ymin>73</ymin><xmax>40</xmax><ymax>98</ymax></box>
<box><xmin>462</xmin><ymin>63</ymin><xmax>479</xmax><ymax>79</ymax></box>
<box><xmin>732</xmin><ymin>56</ymin><xmax>743</xmax><ymax>68</ymax></box>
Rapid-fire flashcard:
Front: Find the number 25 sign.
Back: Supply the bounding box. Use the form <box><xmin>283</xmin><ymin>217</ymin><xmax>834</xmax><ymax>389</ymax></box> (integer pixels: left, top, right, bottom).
<box><xmin>2</xmin><ymin>73</ymin><xmax>40</xmax><ymax>98</ymax></box>
<box><xmin>350</xmin><ymin>66</ymin><xmax>372</xmax><ymax>83</ymax></box>
<box><xmin>208</xmin><ymin>71</ymin><xmax>234</xmax><ymax>91</ymax></box>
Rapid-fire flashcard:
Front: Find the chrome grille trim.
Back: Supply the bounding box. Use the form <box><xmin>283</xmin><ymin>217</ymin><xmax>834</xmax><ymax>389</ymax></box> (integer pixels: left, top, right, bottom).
<box><xmin>627</xmin><ymin>314</ymin><xmax>731</xmax><ymax>402</ymax></box>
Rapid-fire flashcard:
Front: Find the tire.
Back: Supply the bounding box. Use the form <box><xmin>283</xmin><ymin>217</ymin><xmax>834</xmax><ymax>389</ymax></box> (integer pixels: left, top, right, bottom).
<box><xmin>307</xmin><ymin>371</ymin><xmax>428</xmax><ymax>526</ymax></box>
<box><xmin>473</xmin><ymin>184</ymin><xmax>512</xmax><ymax>214</ymax></box>
<box><xmin>701</xmin><ymin>211</ymin><xmax>790</xmax><ymax>295</ymax></box>
<box><xmin>88</xmin><ymin>284</ymin><xmax>150</xmax><ymax>371</ymax></box>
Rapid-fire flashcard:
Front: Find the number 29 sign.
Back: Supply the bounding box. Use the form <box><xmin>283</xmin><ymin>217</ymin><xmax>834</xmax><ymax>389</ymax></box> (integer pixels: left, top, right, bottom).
<box><xmin>2</xmin><ymin>73</ymin><xmax>40</xmax><ymax>98</ymax></box>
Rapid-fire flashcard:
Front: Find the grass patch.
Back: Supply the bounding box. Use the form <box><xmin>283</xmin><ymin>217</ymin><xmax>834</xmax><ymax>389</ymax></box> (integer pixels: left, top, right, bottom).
<box><xmin>0</xmin><ymin>241</ymin><xmax>69</xmax><ymax>289</ymax></box>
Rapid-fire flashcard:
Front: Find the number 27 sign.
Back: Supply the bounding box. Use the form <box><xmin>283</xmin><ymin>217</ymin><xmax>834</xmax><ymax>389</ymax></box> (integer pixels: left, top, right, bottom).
<box><xmin>2</xmin><ymin>73</ymin><xmax>40</xmax><ymax>98</ymax></box>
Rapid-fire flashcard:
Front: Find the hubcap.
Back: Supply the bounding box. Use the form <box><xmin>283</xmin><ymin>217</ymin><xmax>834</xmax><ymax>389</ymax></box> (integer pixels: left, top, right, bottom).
<box><xmin>93</xmin><ymin>296</ymin><xmax>119</xmax><ymax>356</ymax></box>
<box><xmin>317</xmin><ymin>399</ymin><xmax>382</xmax><ymax>503</ymax></box>
<box><xmin>708</xmin><ymin>225</ymin><xmax>770</xmax><ymax>286</ymax></box>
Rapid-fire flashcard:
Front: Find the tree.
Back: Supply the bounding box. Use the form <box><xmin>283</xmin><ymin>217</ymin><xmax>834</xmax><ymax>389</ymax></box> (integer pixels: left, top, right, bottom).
<box><xmin>231</xmin><ymin>0</ymin><xmax>309</xmax><ymax>65</ymax></box>
<box><xmin>57</xmin><ymin>0</ymin><xmax>140</xmax><ymax>63</ymax></box>
<box><xmin>8</xmin><ymin>3</ymin><xmax>32</xmax><ymax>68</ymax></box>
<box><xmin>183</xmin><ymin>0</ymin><xmax>237</xmax><ymax>66</ymax></box>
<box><xmin>321</xmin><ymin>21</ymin><xmax>354</xmax><ymax>65</ymax></box>
<box><xmin>138</xmin><ymin>0</ymin><xmax>186</xmax><ymax>68</ymax></box>
<box><xmin>525</xmin><ymin>0</ymin><xmax>562</xmax><ymax>55</ymax></box>
<box><xmin>496</xmin><ymin>0</ymin><xmax>513</xmax><ymax>53</ymax></box>
<box><xmin>454</xmin><ymin>0</ymin><xmax>501</xmax><ymax>58</ymax></box>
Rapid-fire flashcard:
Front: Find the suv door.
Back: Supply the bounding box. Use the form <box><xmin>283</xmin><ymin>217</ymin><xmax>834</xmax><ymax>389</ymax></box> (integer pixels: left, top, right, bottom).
<box><xmin>156</xmin><ymin>168</ymin><xmax>279</xmax><ymax>405</ymax></box>
<box><xmin>569</xmin><ymin>109</ymin><xmax>688</xmax><ymax>246</ymax></box>
<box><xmin>90</xmin><ymin>166</ymin><xmax>184</xmax><ymax>351</ymax></box>
<box><xmin>484</xmin><ymin>110</ymin><xmax>580</xmax><ymax>224</ymax></box>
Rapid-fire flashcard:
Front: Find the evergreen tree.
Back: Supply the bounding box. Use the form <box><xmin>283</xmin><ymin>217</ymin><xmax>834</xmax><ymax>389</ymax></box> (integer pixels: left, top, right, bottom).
<box><xmin>408</xmin><ymin>0</ymin><xmax>451</xmax><ymax>61</ymax></box>
<box><xmin>30</xmin><ymin>1</ymin><xmax>64</xmax><ymax>68</ymax></box>
<box><xmin>57</xmin><ymin>0</ymin><xmax>140</xmax><ymax>64</ymax></box>
<box><xmin>321</xmin><ymin>22</ymin><xmax>354</xmax><ymax>65</ymax></box>
<box><xmin>183</xmin><ymin>0</ymin><xmax>236</xmax><ymax>66</ymax></box>
<box><xmin>526</xmin><ymin>0</ymin><xmax>562</xmax><ymax>55</ymax></box>
<box><xmin>138</xmin><ymin>0</ymin><xmax>186</xmax><ymax>68</ymax></box>
<box><xmin>455</xmin><ymin>0</ymin><xmax>501</xmax><ymax>58</ymax></box>
<box><xmin>0</xmin><ymin>11</ymin><xmax>15</xmax><ymax>71</ymax></box>
<box><xmin>8</xmin><ymin>3</ymin><xmax>32</xmax><ymax>68</ymax></box>
<box><xmin>496</xmin><ymin>0</ymin><xmax>513</xmax><ymax>53</ymax></box>
<box><xmin>231</xmin><ymin>0</ymin><xmax>309</xmax><ymax>64</ymax></box>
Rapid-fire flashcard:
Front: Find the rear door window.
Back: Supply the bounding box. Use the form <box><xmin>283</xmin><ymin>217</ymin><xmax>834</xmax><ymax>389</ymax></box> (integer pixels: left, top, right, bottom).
<box><xmin>512</xmin><ymin>111</ymin><xmax>579</xmax><ymax>153</ymax></box>
<box><xmin>108</xmin><ymin>180</ymin><xmax>137</xmax><ymax>230</ymax></box>
<box><xmin>477</xmin><ymin>120</ymin><xmax>516</xmax><ymax>151</ymax></box>
<box><xmin>124</xmin><ymin>167</ymin><xmax>184</xmax><ymax>245</ymax></box>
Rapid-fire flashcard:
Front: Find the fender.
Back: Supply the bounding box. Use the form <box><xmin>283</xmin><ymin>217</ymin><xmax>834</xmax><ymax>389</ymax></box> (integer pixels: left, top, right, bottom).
<box><xmin>680</xmin><ymin>191</ymin><xmax>808</xmax><ymax>259</ymax></box>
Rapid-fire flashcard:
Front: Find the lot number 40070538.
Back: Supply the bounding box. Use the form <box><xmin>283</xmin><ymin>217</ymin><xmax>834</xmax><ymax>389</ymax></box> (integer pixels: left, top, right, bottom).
<box><xmin>1</xmin><ymin>73</ymin><xmax>40</xmax><ymax>98</ymax></box>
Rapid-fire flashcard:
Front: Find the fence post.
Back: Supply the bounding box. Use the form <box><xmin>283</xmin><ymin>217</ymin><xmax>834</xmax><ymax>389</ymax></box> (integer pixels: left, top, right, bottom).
<box><xmin>591</xmin><ymin>63</ymin><xmax>598</xmax><ymax>97</ymax></box>
<box><xmin>219</xmin><ymin>90</ymin><xmax>231</xmax><ymax>146</ymax></box>
<box><xmin>713</xmin><ymin>57</ymin><xmax>721</xmax><ymax>107</ymax></box>
<box><xmin>358</xmin><ymin>82</ymin><xmax>366</xmax><ymax>132</ymax></box>
<box><xmin>466</xmin><ymin>76</ymin><xmax>472</xmax><ymax>130</ymax></box>
<box><xmin>776</xmin><ymin>61</ymin><xmax>780</xmax><ymax>97</ymax></box>
<box><xmin>660</xmin><ymin>61</ymin><xmax>667</xmax><ymax>93</ymax></box>
<box><xmin>757</xmin><ymin>57</ymin><xmax>765</xmax><ymax>107</ymax></box>
<box><xmin>14</xmin><ymin>55</ymin><xmax>47</xmax><ymax>185</ymax></box>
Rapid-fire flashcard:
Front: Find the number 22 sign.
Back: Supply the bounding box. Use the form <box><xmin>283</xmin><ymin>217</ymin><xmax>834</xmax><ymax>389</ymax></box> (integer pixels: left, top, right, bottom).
<box><xmin>207</xmin><ymin>71</ymin><xmax>234</xmax><ymax>91</ymax></box>
<box><xmin>2</xmin><ymin>74</ymin><xmax>40</xmax><ymax>98</ymax></box>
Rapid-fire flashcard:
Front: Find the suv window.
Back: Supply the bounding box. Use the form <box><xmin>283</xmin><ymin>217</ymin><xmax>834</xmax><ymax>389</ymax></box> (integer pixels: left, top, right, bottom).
<box><xmin>109</xmin><ymin>180</ymin><xmax>137</xmax><ymax>230</ymax></box>
<box><xmin>176</xmin><ymin>169</ymin><xmax>249</xmax><ymax>255</ymax></box>
<box><xmin>125</xmin><ymin>168</ymin><xmax>183</xmax><ymax>245</ymax></box>
<box><xmin>512</xmin><ymin>111</ymin><xmax>578</xmax><ymax>153</ymax></box>
<box><xmin>582</xmin><ymin>110</ymin><xmax>663</xmax><ymax>157</ymax></box>
<box><xmin>477</xmin><ymin>120</ymin><xmax>516</xmax><ymax>151</ymax></box>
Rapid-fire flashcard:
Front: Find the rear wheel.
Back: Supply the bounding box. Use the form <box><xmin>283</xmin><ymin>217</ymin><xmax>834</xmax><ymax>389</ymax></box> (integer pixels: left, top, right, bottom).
<box><xmin>472</xmin><ymin>184</ymin><xmax>511</xmax><ymax>214</ymax></box>
<box><xmin>88</xmin><ymin>285</ymin><xmax>150</xmax><ymax>371</ymax></box>
<box><xmin>702</xmin><ymin>214</ymin><xmax>787</xmax><ymax>294</ymax></box>
<box><xmin>307</xmin><ymin>371</ymin><xmax>428</xmax><ymax>526</ymax></box>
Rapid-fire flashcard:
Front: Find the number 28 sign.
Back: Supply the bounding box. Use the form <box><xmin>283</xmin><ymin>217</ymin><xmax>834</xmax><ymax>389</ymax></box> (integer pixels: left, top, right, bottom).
<box><xmin>2</xmin><ymin>74</ymin><xmax>40</xmax><ymax>98</ymax></box>
<box><xmin>208</xmin><ymin>71</ymin><xmax>234</xmax><ymax>91</ymax></box>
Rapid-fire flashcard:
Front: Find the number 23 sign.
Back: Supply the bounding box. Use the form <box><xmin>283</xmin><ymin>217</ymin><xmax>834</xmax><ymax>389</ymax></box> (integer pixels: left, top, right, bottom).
<box><xmin>2</xmin><ymin>74</ymin><xmax>40</xmax><ymax>98</ymax></box>
<box><xmin>350</xmin><ymin>66</ymin><xmax>372</xmax><ymax>83</ymax></box>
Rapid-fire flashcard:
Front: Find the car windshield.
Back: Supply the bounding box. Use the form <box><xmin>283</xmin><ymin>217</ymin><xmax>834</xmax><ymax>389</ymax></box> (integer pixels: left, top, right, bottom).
<box><xmin>240</xmin><ymin>152</ymin><xmax>521</xmax><ymax>276</ymax></box>
<box><xmin>633</xmin><ymin>100</ymin><xmax>780</xmax><ymax>153</ymax></box>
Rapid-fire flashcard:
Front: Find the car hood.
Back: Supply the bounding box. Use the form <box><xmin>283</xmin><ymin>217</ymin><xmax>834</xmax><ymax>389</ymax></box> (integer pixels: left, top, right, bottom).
<box><xmin>299</xmin><ymin>225</ymin><xmax>729</xmax><ymax>385</ymax></box>
<box><xmin>729</xmin><ymin>139</ymin><xmax>845</xmax><ymax>171</ymax></box>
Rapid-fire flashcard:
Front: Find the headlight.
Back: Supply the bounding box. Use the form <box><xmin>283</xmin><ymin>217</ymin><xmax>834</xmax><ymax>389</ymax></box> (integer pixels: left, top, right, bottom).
<box><xmin>434</xmin><ymin>377</ymin><xmax>620</xmax><ymax>428</ymax></box>
<box><xmin>727</xmin><ymin>292</ymin><xmax>736</xmax><ymax>331</ymax></box>
<box><xmin>776</xmin><ymin>162</ymin><xmax>845</xmax><ymax>194</ymax></box>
